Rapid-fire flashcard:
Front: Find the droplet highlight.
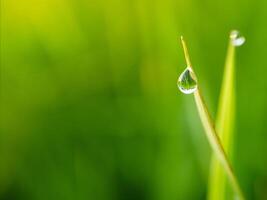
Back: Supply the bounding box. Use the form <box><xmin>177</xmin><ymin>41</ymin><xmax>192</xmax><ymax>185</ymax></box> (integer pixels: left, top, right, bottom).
<box><xmin>230</xmin><ymin>30</ymin><xmax>245</xmax><ymax>46</ymax></box>
<box><xmin>177</xmin><ymin>67</ymin><xmax>198</xmax><ymax>94</ymax></box>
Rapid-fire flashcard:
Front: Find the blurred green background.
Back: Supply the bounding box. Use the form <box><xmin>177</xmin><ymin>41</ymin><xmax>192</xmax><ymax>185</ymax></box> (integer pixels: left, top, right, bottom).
<box><xmin>1</xmin><ymin>0</ymin><xmax>267</xmax><ymax>199</ymax></box>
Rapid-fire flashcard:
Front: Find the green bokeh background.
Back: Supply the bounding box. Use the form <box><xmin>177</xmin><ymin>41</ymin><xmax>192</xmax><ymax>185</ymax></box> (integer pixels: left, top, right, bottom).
<box><xmin>1</xmin><ymin>0</ymin><xmax>267</xmax><ymax>199</ymax></box>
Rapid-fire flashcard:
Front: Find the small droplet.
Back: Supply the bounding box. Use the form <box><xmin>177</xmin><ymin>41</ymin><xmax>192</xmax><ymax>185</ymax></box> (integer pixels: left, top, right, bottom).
<box><xmin>177</xmin><ymin>67</ymin><xmax>198</xmax><ymax>94</ymax></box>
<box><xmin>230</xmin><ymin>30</ymin><xmax>245</xmax><ymax>46</ymax></box>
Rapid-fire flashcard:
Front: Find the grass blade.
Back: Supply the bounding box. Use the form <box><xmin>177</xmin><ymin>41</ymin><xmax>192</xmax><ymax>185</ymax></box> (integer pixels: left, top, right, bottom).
<box><xmin>180</xmin><ymin>36</ymin><xmax>245</xmax><ymax>200</ymax></box>
<box><xmin>208</xmin><ymin>31</ymin><xmax>237</xmax><ymax>200</ymax></box>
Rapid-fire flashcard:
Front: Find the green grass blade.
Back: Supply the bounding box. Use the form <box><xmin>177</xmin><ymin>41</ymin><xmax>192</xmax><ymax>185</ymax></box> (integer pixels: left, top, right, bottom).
<box><xmin>208</xmin><ymin>31</ymin><xmax>237</xmax><ymax>200</ymax></box>
<box><xmin>180</xmin><ymin>36</ymin><xmax>245</xmax><ymax>200</ymax></box>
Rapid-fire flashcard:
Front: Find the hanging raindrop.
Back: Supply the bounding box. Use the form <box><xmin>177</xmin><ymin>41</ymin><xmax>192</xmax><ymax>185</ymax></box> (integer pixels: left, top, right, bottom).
<box><xmin>230</xmin><ymin>30</ymin><xmax>245</xmax><ymax>46</ymax></box>
<box><xmin>177</xmin><ymin>67</ymin><xmax>198</xmax><ymax>94</ymax></box>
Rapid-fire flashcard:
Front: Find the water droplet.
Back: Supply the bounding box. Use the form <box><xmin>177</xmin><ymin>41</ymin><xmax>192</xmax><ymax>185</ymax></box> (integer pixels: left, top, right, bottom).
<box><xmin>177</xmin><ymin>67</ymin><xmax>198</xmax><ymax>94</ymax></box>
<box><xmin>230</xmin><ymin>30</ymin><xmax>245</xmax><ymax>46</ymax></box>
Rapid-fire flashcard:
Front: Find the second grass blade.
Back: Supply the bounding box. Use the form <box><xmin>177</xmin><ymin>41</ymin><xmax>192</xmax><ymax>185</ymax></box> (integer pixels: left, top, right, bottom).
<box><xmin>208</xmin><ymin>32</ymin><xmax>236</xmax><ymax>200</ymax></box>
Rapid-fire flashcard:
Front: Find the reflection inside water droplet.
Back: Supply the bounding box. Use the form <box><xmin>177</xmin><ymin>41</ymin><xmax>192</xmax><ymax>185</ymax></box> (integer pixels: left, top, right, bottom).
<box><xmin>230</xmin><ymin>30</ymin><xmax>245</xmax><ymax>46</ymax></box>
<box><xmin>177</xmin><ymin>67</ymin><xmax>198</xmax><ymax>94</ymax></box>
